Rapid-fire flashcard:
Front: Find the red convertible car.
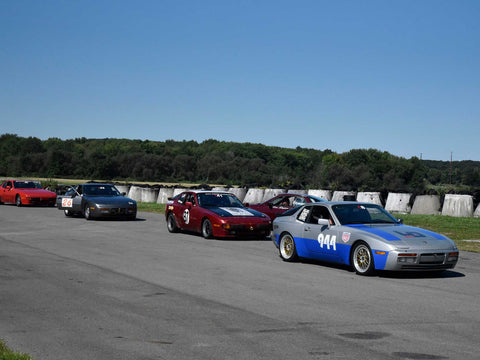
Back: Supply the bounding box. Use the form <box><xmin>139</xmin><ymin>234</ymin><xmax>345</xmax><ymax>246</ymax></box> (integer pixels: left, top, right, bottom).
<box><xmin>246</xmin><ymin>193</ymin><xmax>325</xmax><ymax>220</ymax></box>
<box><xmin>0</xmin><ymin>180</ymin><xmax>57</xmax><ymax>206</ymax></box>
<box><xmin>166</xmin><ymin>190</ymin><xmax>272</xmax><ymax>239</ymax></box>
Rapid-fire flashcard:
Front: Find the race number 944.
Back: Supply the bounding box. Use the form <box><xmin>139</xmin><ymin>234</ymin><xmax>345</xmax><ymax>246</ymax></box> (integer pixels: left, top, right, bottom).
<box><xmin>317</xmin><ymin>234</ymin><xmax>337</xmax><ymax>251</ymax></box>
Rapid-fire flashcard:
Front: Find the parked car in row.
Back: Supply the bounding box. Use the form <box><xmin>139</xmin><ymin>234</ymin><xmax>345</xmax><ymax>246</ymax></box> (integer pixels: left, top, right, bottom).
<box><xmin>272</xmin><ymin>201</ymin><xmax>459</xmax><ymax>275</ymax></box>
<box><xmin>56</xmin><ymin>183</ymin><xmax>137</xmax><ymax>220</ymax></box>
<box><xmin>0</xmin><ymin>179</ymin><xmax>56</xmax><ymax>206</ymax></box>
<box><xmin>166</xmin><ymin>190</ymin><xmax>271</xmax><ymax>239</ymax></box>
<box><xmin>245</xmin><ymin>193</ymin><xmax>325</xmax><ymax>220</ymax></box>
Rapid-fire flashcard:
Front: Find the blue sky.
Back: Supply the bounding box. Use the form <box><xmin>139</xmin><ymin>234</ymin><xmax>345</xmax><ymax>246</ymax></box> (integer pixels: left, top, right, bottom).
<box><xmin>1</xmin><ymin>0</ymin><xmax>479</xmax><ymax>161</ymax></box>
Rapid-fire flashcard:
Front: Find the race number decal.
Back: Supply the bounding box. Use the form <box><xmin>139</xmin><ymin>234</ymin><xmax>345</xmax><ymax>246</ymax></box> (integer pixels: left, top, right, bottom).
<box><xmin>317</xmin><ymin>234</ymin><xmax>337</xmax><ymax>251</ymax></box>
<box><xmin>183</xmin><ymin>209</ymin><xmax>190</xmax><ymax>224</ymax></box>
<box><xmin>62</xmin><ymin>198</ymin><xmax>73</xmax><ymax>208</ymax></box>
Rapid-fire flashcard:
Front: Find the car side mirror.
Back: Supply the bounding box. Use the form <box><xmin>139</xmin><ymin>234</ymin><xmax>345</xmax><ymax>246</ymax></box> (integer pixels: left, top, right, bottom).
<box><xmin>186</xmin><ymin>201</ymin><xmax>193</xmax><ymax>207</ymax></box>
<box><xmin>396</xmin><ymin>218</ymin><xmax>404</xmax><ymax>224</ymax></box>
<box><xmin>268</xmin><ymin>203</ymin><xmax>273</xmax><ymax>209</ymax></box>
<box><xmin>122</xmin><ymin>192</ymin><xmax>127</xmax><ymax>196</ymax></box>
<box><xmin>317</xmin><ymin>219</ymin><xmax>330</xmax><ymax>226</ymax></box>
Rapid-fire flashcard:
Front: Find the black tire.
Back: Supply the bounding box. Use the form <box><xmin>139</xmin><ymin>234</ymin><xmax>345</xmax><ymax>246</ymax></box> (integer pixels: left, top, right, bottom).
<box><xmin>351</xmin><ymin>241</ymin><xmax>375</xmax><ymax>276</ymax></box>
<box><xmin>201</xmin><ymin>218</ymin><xmax>213</xmax><ymax>239</ymax></box>
<box><xmin>64</xmin><ymin>209</ymin><xmax>73</xmax><ymax>217</ymax></box>
<box><xmin>167</xmin><ymin>213</ymin><xmax>178</xmax><ymax>232</ymax></box>
<box><xmin>15</xmin><ymin>195</ymin><xmax>22</xmax><ymax>207</ymax></box>
<box><xmin>84</xmin><ymin>204</ymin><xmax>92</xmax><ymax>220</ymax></box>
<box><xmin>279</xmin><ymin>233</ymin><xmax>298</xmax><ymax>262</ymax></box>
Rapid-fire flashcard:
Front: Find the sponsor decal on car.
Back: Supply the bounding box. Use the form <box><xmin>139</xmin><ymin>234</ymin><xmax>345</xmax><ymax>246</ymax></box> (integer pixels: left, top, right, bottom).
<box><xmin>342</xmin><ymin>232</ymin><xmax>351</xmax><ymax>243</ymax></box>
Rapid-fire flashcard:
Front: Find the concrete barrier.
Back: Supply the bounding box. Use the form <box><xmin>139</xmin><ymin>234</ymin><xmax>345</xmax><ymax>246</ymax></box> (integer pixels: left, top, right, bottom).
<box><xmin>157</xmin><ymin>188</ymin><xmax>174</xmax><ymax>203</ymax></box>
<box><xmin>262</xmin><ymin>189</ymin><xmax>286</xmax><ymax>202</ymax></box>
<box><xmin>308</xmin><ymin>189</ymin><xmax>332</xmax><ymax>201</ymax></box>
<box><xmin>173</xmin><ymin>188</ymin><xmax>188</xmax><ymax>197</ymax></box>
<box><xmin>385</xmin><ymin>193</ymin><xmax>412</xmax><ymax>214</ymax></box>
<box><xmin>141</xmin><ymin>187</ymin><xmax>159</xmax><ymax>203</ymax></box>
<box><xmin>356</xmin><ymin>192</ymin><xmax>383</xmax><ymax>206</ymax></box>
<box><xmin>287</xmin><ymin>189</ymin><xmax>307</xmax><ymax>195</ymax></box>
<box><xmin>332</xmin><ymin>191</ymin><xmax>356</xmax><ymax>202</ymax></box>
<box><xmin>441</xmin><ymin>194</ymin><xmax>474</xmax><ymax>217</ymax></box>
<box><xmin>127</xmin><ymin>185</ymin><xmax>143</xmax><ymax>202</ymax></box>
<box><xmin>411</xmin><ymin>195</ymin><xmax>441</xmax><ymax>215</ymax></box>
<box><xmin>228</xmin><ymin>187</ymin><xmax>247</xmax><ymax>202</ymax></box>
<box><xmin>115</xmin><ymin>184</ymin><xmax>130</xmax><ymax>196</ymax></box>
<box><xmin>474</xmin><ymin>203</ymin><xmax>480</xmax><ymax>218</ymax></box>
<box><xmin>243</xmin><ymin>188</ymin><xmax>265</xmax><ymax>204</ymax></box>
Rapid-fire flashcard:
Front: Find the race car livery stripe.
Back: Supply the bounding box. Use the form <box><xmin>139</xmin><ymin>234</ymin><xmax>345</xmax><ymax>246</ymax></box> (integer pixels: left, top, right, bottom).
<box><xmin>345</xmin><ymin>224</ymin><xmax>402</xmax><ymax>241</ymax></box>
<box><xmin>402</xmin><ymin>226</ymin><xmax>448</xmax><ymax>240</ymax></box>
<box><xmin>219</xmin><ymin>207</ymin><xmax>254</xmax><ymax>216</ymax></box>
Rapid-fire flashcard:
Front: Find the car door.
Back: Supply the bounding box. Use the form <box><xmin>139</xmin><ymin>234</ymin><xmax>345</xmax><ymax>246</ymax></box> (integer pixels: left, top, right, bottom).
<box><xmin>302</xmin><ymin>205</ymin><xmax>341</xmax><ymax>261</ymax></box>
<box><xmin>175</xmin><ymin>192</ymin><xmax>191</xmax><ymax>230</ymax></box>
<box><xmin>2</xmin><ymin>181</ymin><xmax>14</xmax><ymax>203</ymax></box>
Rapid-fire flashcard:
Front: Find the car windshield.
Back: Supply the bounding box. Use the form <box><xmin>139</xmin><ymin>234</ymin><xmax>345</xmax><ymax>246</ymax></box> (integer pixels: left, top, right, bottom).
<box><xmin>14</xmin><ymin>181</ymin><xmax>42</xmax><ymax>189</ymax></box>
<box><xmin>332</xmin><ymin>204</ymin><xmax>397</xmax><ymax>225</ymax></box>
<box><xmin>83</xmin><ymin>185</ymin><xmax>120</xmax><ymax>197</ymax></box>
<box><xmin>197</xmin><ymin>193</ymin><xmax>244</xmax><ymax>208</ymax></box>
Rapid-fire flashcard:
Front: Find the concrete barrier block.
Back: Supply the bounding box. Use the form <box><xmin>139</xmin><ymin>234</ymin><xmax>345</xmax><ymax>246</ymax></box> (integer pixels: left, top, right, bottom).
<box><xmin>157</xmin><ymin>188</ymin><xmax>175</xmax><ymax>204</ymax></box>
<box><xmin>385</xmin><ymin>193</ymin><xmax>412</xmax><ymax>214</ymax></box>
<box><xmin>307</xmin><ymin>189</ymin><xmax>332</xmax><ymax>201</ymax></box>
<box><xmin>228</xmin><ymin>187</ymin><xmax>247</xmax><ymax>202</ymax></box>
<box><xmin>332</xmin><ymin>191</ymin><xmax>356</xmax><ymax>202</ymax></box>
<box><xmin>287</xmin><ymin>189</ymin><xmax>307</xmax><ymax>194</ymax></box>
<box><xmin>115</xmin><ymin>184</ymin><xmax>130</xmax><ymax>196</ymax></box>
<box><xmin>243</xmin><ymin>188</ymin><xmax>265</xmax><ymax>204</ymax></box>
<box><xmin>356</xmin><ymin>192</ymin><xmax>383</xmax><ymax>206</ymax></box>
<box><xmin>173</xmin><ymin>188</ymin><xmax>188</xmax><ymax>197</ymax></box>
<box><xmin>441</xmin><ymin>194</ymin><xmax>474</xmax><ymax>217</ymax></box>
<box><xmin>474</xmin><ymin>203</ymin><xmax>480</xmax><ymax>218</ymax></box>
<box><xmin>141</xmin><ymin>187</ymin><xmax>159</xmax><ymax>203</ymax></box>
<box><xmin>127</xmin><ymin>185</ymin><xmax>143</xmax><ymax>202</ymax></box>
<box><xmin>411</xmin><ymin>195</ymin><xmax>441</xmax><ymax>215</ymax></box>
<box><xmin>262</xmin><ymin>189</ymin><xmax>286</xmax><ymax>202</ymax></box>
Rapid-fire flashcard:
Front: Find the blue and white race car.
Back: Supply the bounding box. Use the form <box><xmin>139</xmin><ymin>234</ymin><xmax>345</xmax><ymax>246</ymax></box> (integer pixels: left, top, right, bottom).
<box><xmin>272</xmin><ymin>202</ymin><xmax>459</xmax><ymax>275</ymax></box>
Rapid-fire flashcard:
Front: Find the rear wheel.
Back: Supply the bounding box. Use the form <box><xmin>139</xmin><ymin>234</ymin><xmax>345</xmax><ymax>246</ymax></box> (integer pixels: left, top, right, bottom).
<box><xmin>15</xmin><ymin>195</ymin><xmax>22</xmax><ymax>207</ymax></box>
<box><xmin>279</xmin><ymin>233</ymin><xmax>298</xmax><ymax>262</ymax></box>
<box><xmin>167</xmin><ymin>213</ymin><xmax>178</xmax><ymax>232</ymax></box>
<box><xmin>352</xmin><ymin>241</ymin><xmax>375</xmax><ymax>275</ymax></box>
<box><xmin>201</xmin><ymin>218</ymin><xmax>213</xmax><ymax>239</ymax></box>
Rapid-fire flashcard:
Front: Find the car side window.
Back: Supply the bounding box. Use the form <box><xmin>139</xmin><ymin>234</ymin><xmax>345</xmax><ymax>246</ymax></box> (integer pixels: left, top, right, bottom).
<box><xmin>297</xmin><ymin>206</ymin><xmax>311</xmax><ymax>223</ymax></box>
<box><xmin>177</xmin><ymin>193</ymin><xmax>187</xmax><ymax>204</ymax></box>
<box><xmin>307</xmin><ymin>206</ymin><xmax>334</xmax><ymax>225</ymax></box>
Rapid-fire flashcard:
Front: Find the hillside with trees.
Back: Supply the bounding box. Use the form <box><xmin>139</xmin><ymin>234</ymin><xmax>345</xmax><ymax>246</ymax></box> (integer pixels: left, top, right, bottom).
<box><xmin>1</xmin><ymin>134</ymin><xmax>479</xmax><ymax>195</ymax></box>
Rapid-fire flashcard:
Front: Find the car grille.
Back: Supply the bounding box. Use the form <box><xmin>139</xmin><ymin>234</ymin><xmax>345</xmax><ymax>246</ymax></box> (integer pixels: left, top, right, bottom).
<box><xmin>110</xmin><ymin>208</ymin><xmax>127</xmax><ymax>215</ymax></box>
<box><xmin>419</xmin><ymin>253</ymin><xmax>446</xmax><ymax>264</ymax></box>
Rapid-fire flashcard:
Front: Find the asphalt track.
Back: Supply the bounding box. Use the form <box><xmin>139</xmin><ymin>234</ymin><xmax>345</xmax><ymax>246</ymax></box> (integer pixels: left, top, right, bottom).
<box><xmin>1</xmin><ymin>205</ymin><xmax>479</xmax><ymax>360</ymax></box>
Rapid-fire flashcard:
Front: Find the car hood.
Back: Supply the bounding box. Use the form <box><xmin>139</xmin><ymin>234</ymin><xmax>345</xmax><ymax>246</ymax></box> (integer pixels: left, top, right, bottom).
<box><xmin>85</xmin><ymin>195</ymin><xmax>136</xmax><ymax>206</ymax></box>
<box><xmin>206</xmin><ymin>206</ymin><xmax>267</xmax><ymax>218</ymax></box>
<box><xmin>20</xmin><ymin>189</ymin><xmax>56</xmax><ymax>197</ymax></box>
<box><xmin>344</xmin><ymin>224</ymin><xmax>456</xmax><ymax>250</ymax></box>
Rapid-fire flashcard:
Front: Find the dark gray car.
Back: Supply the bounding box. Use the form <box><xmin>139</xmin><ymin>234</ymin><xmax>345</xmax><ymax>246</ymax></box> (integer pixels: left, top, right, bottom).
<box><xmin>56</xmin><ymin>183</ymin><xmax>137</xmax><ymax>220</ymax></box>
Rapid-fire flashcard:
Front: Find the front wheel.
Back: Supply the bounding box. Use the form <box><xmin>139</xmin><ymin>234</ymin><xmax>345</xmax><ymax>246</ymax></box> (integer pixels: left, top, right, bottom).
<box><xmin>64</xmin><ymin>209</ymin><xmax>73</xmax><ymax>217</ymax></box>
<box><xmin>279</xmin><ymin>233</ymin><xmax>298</xmax><ymax>262</ymax></box>
<box><xmin>351</xmin><ymin>241</ymin><xmax>375</xmax><ymax>275</ymax></box>
<box><xmin>167</xmin><ymin>213</ymin><xmax>178</xmax><ymax>232</ymax></box>
<box><xmin>84</xmin><ymin>204</ymin><xmax>92</xmax><ymax>220</ymax></box>
<box><xmin>16</xmin><ymin>195</ymin><xmax>22</xmax><ymax>207</ymax></box>
<box><xmin>201</xmin><ymin>218</ymin><xmax>213</xmax><ymax>239</ymax></box>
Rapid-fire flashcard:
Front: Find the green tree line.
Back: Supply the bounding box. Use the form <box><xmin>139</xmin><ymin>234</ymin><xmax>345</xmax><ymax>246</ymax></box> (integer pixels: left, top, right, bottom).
<box><xmin>1</xmin><ymin>134</ymin><xmax>479</xmax><ymax>194</ymax></box>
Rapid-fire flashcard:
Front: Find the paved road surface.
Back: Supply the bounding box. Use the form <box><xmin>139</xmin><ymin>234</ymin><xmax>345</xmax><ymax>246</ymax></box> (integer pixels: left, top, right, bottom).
<box><xmin>1</xmin><ymin>205</ymin><xmax>479</xmax><ymax>359</ymax></box>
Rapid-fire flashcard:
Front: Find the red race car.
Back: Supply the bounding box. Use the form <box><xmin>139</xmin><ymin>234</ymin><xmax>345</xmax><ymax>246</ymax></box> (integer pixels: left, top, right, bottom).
<box><xmin>246</xmin><ymin>193</ymin><xmax>326</xmax><ymax>220</ymax></box>
<box><xmin>166</xmin><ymin>190</ymin><xmax>272</xmax><ymax>239</ymax></box>
<box><xmin>0</xmin><ymin>180</ymin><xmax>57</xmax><ymax>206</ymax></box>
